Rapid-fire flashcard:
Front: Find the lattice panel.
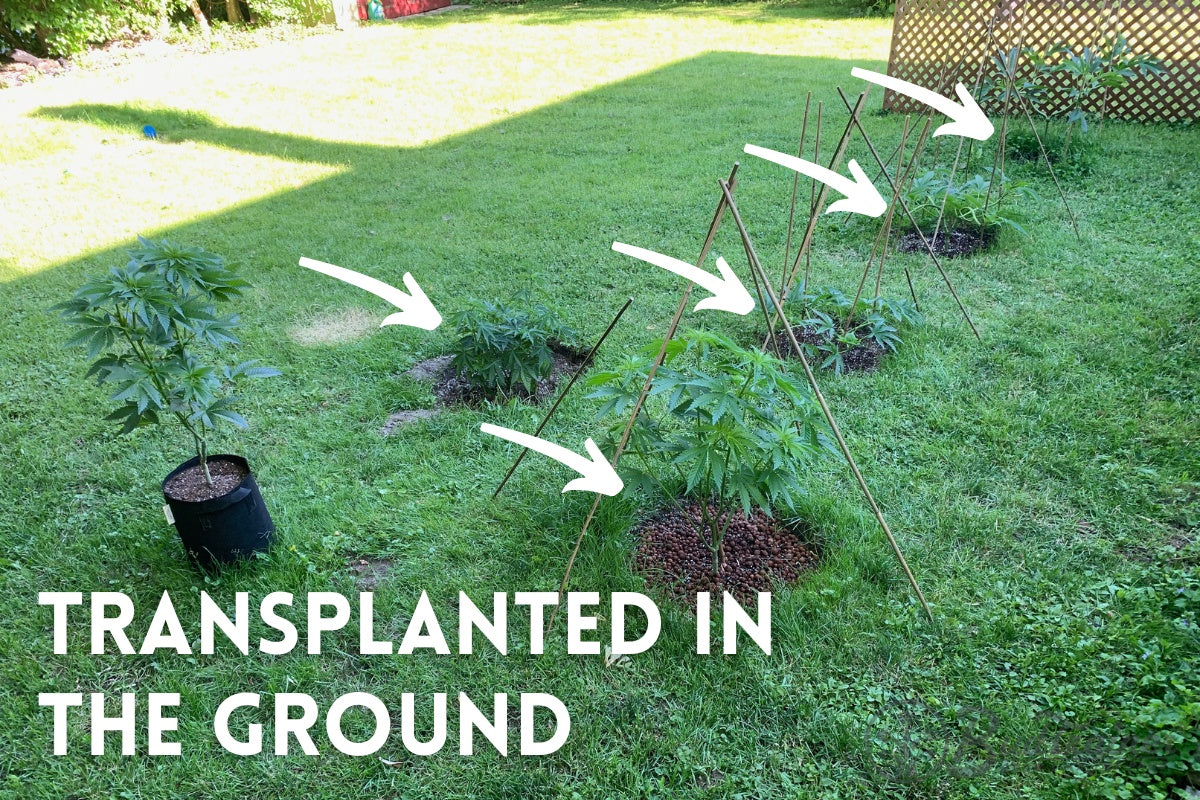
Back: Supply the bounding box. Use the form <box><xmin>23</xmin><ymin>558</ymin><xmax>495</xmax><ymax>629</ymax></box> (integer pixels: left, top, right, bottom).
<box><xmin>884</xmin><ymin>0</ymin><xmax>1200</xmax><ymax>123</ymax></box>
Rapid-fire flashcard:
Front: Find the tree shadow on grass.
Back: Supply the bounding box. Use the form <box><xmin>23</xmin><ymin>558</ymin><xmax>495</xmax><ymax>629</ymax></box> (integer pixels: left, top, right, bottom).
<box><xmin>10</xmin><ymin>51</ymin><xmax>877</xmax><ymax>586</ymax></box>
<box><xmin>24</xmin><ymin>51</ymin><xmax>878</xmax><ymax>302</ymax></box>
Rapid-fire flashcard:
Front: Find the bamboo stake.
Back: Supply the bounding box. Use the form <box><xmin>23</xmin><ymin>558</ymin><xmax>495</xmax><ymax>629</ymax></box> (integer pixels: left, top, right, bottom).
<box><xmin>782</xmin><ymin>93</ymin><xmax>813</xmax><ymax>286</ymax></box>
<box><xmin>801</xmin><ymin>102</ymin><xmax>824</xmax><ymax>300</ymax></box>
<box><xmin>836</xmin><ymin>88</ymin><xmax>981</xmax><ymax>341</ymax></box>
<box><xmin>763</xmin><ymin>90</ymin><xmax>867</xmax><ymax>350</ymax></box>
<box><xmin>547</xmin><ymin>164</ymin><xmax>741</xmax><ymax>633</ymax></box>
<box><xmin>985</xmin><ymin>32</ymin><xmax>1024</xmax><ymax>215</ymax></box>
<box><xmin>846</xmin><ymin>115</ymin><xmax>912</xmax><ymax>330</ymax></box>
<box><xmin>877</xmin><ymin>115</ymin><xmax>934</xmax><ymax>300</ymax></box>
<box><xmin>492</xmin><ymin>297</ymin><xmax>633</xmax><ymax>500</ymax></box>
<box><xmin>718</xmin><ymin>178</ymin><xmax>933</xmax><ymax>622</ymax></box>
<box><xmin>934</xmin><ymin>8</ymin><xmax>1002</xmax><ymax>241</ymax></box>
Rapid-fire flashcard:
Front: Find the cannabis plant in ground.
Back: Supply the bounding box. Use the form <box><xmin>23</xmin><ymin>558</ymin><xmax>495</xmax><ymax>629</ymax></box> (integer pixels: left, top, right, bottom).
<box><xmin>773</xmin><ymin>286</ymin><xmax>923</xmax><ymax>374</ymax></box>
<box><xmin>902</xmin><ymin>167</ymin><xmax>1037</xmax><ymax>237</ymax></box>
<box><xmin>980</xmin><ymin>45</ymin><xmax>1050</xmax><ymax>119</ymax></box>
<box><xmin>448</xmin><ymin>294</ymin><xmax>579</xmax><ymax>400</ymax></box>
<box><xmin>55</xmin><ymin>238</ymin><xmax>279</xmax><ymax>485</ymax></box>
<box><xmin>1041</xmin><ymin>34</ymin><xmax>1164</xmax><ymax>157</ymax></box>
<box><xmin>587</xmin><ymin>330</ymin><xmax>836</xmax><ymax>570</ymax></box>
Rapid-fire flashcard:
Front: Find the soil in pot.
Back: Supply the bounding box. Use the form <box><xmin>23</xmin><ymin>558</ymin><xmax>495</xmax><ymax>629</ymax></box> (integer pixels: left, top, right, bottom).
<box><xmin>163</xmin><ymin>454</ymin><xmax>274</xmax><ymax>566</ymax></box>
<box><xmin>898</xmin><ymin>226</ymin><xmax>995</xmax><ymax>258</ymax></box>
<box><xmin>771</xmin><ymin>324</ymin><xmax>885</xmax><ymax>374</ymax></box>
<box><xmin>633</xmin><ymin>502</ymin><xmax>819</xmax><ymax>607</ymax></box>
<box><xmin>164</xmin><ymin>457</ymin><xmax>249</xmax><ymax>502</ymax></box>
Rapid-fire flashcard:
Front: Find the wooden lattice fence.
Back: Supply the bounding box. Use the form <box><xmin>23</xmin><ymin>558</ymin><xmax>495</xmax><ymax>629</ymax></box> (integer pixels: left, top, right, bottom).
<box><xmin>884</xmin><ymin>0</ymin><xmax>1200</xmax><ymax>122</ymax></box>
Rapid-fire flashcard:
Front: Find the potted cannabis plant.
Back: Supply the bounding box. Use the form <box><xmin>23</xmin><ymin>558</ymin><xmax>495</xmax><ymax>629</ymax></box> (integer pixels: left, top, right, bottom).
<box><xmin>55</xmin><ymin>237</ymin><xmax>280</xmax><ymax>566</ymax></box>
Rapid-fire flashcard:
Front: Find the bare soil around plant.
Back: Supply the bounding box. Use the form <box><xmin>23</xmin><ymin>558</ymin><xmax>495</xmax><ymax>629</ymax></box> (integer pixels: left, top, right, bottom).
<box><xmin>163</xmin><ymin>457</ymin><xmax>248</xmax><ymax>502</ymax></box>
<box><xmin>347</xmin><ymin>555</ymin><xmax>395</xmax><ymax>590</ymax></box>
<box><xmin>405</xmin><ymin>346</ymin><xmax>589</xmax><ymax>409</ymax></box>
<box><xmin>633</xmin><ymin>502</ymin><xmax>820</xmax><ymax>607</ymax></box>
<box><xmin>772</xmin><ymin>324</ymin><xmax>885</xmax><ymax>373</ymax></box>
<box><xmin>898</xmin><ymin>226</ymin><xmax>995</xmax><ymax>258</ymax></box>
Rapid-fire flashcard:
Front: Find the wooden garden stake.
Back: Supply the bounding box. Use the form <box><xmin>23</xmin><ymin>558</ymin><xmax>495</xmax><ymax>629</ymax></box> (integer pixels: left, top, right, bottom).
<box><xmin>781</xmin><ymin>91</ymin><xmax>866</xmax><ymax>301</ymax></box>
<box><xmin>836</xmin><ymin>88</ymin><xmax>981</xmax><ymax>341</ymax></box>
<box><xmin>547</xmin><ymin>164</ymin><xmax>741</xmax><ymax>633</ymax></box>
<box><xmin>985</xmin><ymin>32</ymin><xmax>1024</xmax><ymax>215</ymax></box>
<box><xmin>875</xmin><ymin>114</ymin><xmax>934</xmax><ymax>301</ymax></box>
<box><xmin>762</xmin><ymin>90</ymin><xmax>866</xmax><ymax>352</ymax></box>
<box><xmin>1016</xmin><ymin>97</ymin><xmax>1081</xmax><ymax>240</ymax></box>
<box><xmin>491</xmin><ymin>296</ymin><xmax>633</xmax><ymax>500</ymax></box>
<box><xmin>846</xmin><ymin>114</ymin><xmax>913</xmax><ymax>330</ymax></box>
<box><xmin>933</xmin><ymin>11</ymin><xmax>1003</xmax><ymax>242</ymax></box>
<box><xmin>801</xmin><ymin>102</ymin><xmax>823</xmax><ymax>299</ymax></box>
<box><xmin>782</xmin><ymin>92</ymin><xmax>813</xmax><ymax>285</ymax></box>
<box><xmin>718</xmin><ymin>179</ymin><xmax>934</xmax><ymax>623</ymax></box>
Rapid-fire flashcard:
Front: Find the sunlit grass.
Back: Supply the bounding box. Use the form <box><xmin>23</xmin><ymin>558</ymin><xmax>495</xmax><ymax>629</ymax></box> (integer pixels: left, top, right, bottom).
<box><xmin>1</xmin><ymin>2</ymin><xmax>1198</xmax><ymax>797</ymax></box>
<box><xmin>0</xmin><ymin>2</ymin><xmax>885</xmax><ymax>279</ymax></box>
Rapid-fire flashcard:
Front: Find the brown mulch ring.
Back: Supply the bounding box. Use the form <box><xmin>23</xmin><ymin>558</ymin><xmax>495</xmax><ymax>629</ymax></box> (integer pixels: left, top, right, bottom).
<box><xmin>898</xmin><ymin>226</ymin><xmax>996</xmax><ymax>258</ymax></box>
<box><xmin>772</xmin><ymin>324</ymin><xmax>885</xmax><ymax>374</ymax></box>
<box><xmin>404</xmin><ymin>346</ymin><xmax>589</xmax><ymax>409</ymax></box>
<box><xmin>633</xmin><ymin>502</ymin><xmax>820</xmax><ymax>607</ymax></box>
<box><xmin>163</xmin><ymin>457</ymin><xmax>248</xmax><ymax>502</ymax></box>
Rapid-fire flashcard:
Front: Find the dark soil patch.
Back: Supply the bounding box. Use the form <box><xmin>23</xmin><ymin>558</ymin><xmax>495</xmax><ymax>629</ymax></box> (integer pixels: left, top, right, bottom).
<box><xmin>1166</xmin><ymin>530</ymin><xmax>1195</xmax><ymax>551</ymax></box>
<box><xmin>164</xmin><ymin>457</ymin><xmax>248</xmax><ymax>502</ymax></box>
<box><xmin>772</xmin><ymin>324</ymin><xmax>884</xmax><ymax>374</ymax></box>
<box><xmin>633</xmin><ymin>502</ymin><xmax>819</xmax><ymax>607</ymax></box>
<box><xmin>405</xmin><ymin>346</ymin><xmax>589</xmax><ymax>408</ymax></box>
<box><xmin>898</xmin><ymin>226</ymin><xmax>995</xmax><ymax>258</ymax></box>
<box><xmin>348</xmin><ymin>556</ymin><xmax>395</xmax><ymax>590</ymax></box>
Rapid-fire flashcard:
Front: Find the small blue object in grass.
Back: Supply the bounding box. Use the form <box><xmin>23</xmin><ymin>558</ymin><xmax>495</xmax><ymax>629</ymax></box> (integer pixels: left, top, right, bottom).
<box><xmin>143</xmin><ymin>125</ymin><xmax>158</xmax><ymax>139</ymax></box>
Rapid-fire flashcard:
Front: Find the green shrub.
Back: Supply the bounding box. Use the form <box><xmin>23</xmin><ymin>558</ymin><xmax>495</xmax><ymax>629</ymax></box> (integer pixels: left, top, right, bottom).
<box><xmin>0</xmin><ymin>0</ymin><xmax>164</xmax><ymax>57</ymax></box>
<box><xmin>587</xmin><ymin>330</ymin><xmax>836</xmax><ymax>570</ymax></box>
<box><xmin>54</xmin><ymin>237</ymin><xmax>279</xmax><ymax>484</ymax></box>
<box><xmin>243</xmin><ymin>0</ymin><xmax>328</xmax><ymax>24</ymax></box>
<box><xmin>448</xmin><ymin>295</ymin><xmax>579</xmax><ymax>400</ymax></box>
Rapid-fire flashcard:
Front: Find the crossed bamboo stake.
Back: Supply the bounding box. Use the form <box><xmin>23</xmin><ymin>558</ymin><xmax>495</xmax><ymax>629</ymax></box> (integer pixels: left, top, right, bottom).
<box><xmin>718</xmin><ymin>176</ymin><xmax>932</xmax><ymax>621</ymax></box>
<box><xmin>542</xmin><ymin>159</ymin><xmax>933</xmax><ymax>629</ymax></box>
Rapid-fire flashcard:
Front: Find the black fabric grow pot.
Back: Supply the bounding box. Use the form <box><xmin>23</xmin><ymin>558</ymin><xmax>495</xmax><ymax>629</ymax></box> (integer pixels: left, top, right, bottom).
<box><xmin>162</xmin><ymin>454</ymin><xmax>275</xmax><ymax>567</ymax></box>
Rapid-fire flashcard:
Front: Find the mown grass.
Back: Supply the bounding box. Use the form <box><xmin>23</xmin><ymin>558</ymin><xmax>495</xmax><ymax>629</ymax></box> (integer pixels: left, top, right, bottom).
<box><xmin>1</xmin><ymin>2</ymin><xmax>1197</xmax><ymax>798</ymax></box>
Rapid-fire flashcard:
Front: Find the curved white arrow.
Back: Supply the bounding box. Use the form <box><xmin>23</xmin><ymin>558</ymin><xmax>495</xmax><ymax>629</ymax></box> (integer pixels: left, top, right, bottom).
<box><xmin>480</xmin><ymin>423</ymin><xmax>623</xmax><ymax>496</ymax></box>
<box><xmin>850</xmin><ymin>67</ymin><xmax>994</xmax><ymax>141</ymax></box>
<box><xmin>743</xmin><ymin>145</ymin><xmax>887</xmax><ymax>218</ymax></box>
<box><xmin>298</xmin><ymin>257</ymin><xmax>442</xmax><ymax>331</ymax></box>
<box><xmin>611</xmin><ymin>242</ymin><xmax>754</xmax><ymax>315</ymax></box>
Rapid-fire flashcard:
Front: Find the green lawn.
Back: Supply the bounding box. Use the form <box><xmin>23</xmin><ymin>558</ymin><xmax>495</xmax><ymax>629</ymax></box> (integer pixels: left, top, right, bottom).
<box><xmin>1</xmin><ymin>2</ymin><xmax>1198</xmax><ymax>798</ymax></box>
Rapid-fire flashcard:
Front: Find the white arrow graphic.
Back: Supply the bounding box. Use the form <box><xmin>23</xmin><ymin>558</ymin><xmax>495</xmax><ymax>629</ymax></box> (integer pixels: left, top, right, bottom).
<box><xmin>611</xmin><ymin>242</ymin><xmax>754</xmax><ymax>315</ymax></box>
<box><xmin>743</xmin><ymin>145</ymin><xmax>887</xmax><ymax>218</ymax></box>
<box><xmin>850</xmin><ymin>67</ymin><xmax>995</xmax><ymax>141</ymax></box>
<box><xmin>480</xmin><ymin>423</ymin><xmax>623</xmax><ymax>496</ymax></box>
<box><xmin>298</xmin><ymin>257</ymin><xmax>442</xmax><ymax>330</ymax></box>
